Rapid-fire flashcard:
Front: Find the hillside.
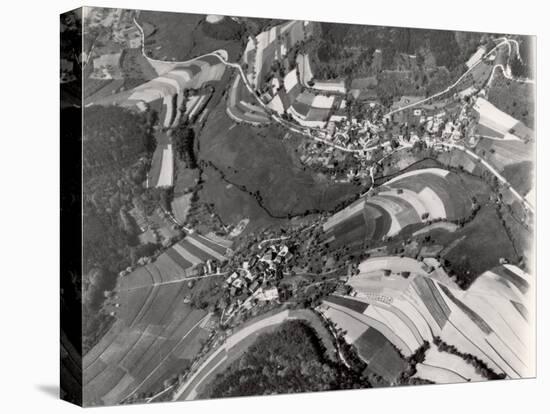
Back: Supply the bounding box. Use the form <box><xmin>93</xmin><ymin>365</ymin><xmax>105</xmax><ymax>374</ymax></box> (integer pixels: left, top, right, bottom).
<box><xmin>82</xmin><ymin>106</ymin><xmax>159</xmax><ymax>352</ymax></box>
<box><xmin>202</xmin><ymin>320</ymin><xmax>362</xmax><ymax>398</ymax></box>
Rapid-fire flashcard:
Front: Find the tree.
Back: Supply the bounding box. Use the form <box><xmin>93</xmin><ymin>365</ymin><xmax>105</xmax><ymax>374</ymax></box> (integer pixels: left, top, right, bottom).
<box><xmin>172</xmin><ymin>122</ymin><xmax>197</xmax><ymax>168</ymax></box>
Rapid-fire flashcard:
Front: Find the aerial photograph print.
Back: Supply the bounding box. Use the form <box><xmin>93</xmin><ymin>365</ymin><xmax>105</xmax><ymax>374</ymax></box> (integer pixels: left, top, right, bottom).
<box><xmin>60</xmin><ymin>6</ymin><xmax>536</xmax><ymax>407</ymax></box>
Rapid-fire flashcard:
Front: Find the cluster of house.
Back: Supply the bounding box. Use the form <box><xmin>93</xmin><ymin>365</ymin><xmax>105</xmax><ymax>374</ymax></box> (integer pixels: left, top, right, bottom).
<box><xmin>387</xmin><ymin>100</ymin><xmax>468</xmax><ymax>147</ymax></box>
<box><xmin>224</xmin><ymin>243</ymin><xmax>292</xmax><ymax>298</ymax></box>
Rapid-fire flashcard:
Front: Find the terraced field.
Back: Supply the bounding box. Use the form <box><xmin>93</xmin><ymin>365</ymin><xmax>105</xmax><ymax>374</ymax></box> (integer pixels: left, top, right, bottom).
<box><xmin>88</xmin><ymin>56</ymin><xmax>226</xmax><ymax>129</ymax></box>
<box><xmin>227</xmin><ymin>75</ymin><xmax>269</xmax><ymax>125</ymax></box>
<box><xmin>83</xmin><ymin>232</ymin><xmax>230</xmax><ymax>406</ymax></box>
<box><xmin>324</xmin><ymin>168</ymin><xmax>477</xmax><ymax>247</ymax></box>
<box><xmin>413</xmin><ymin>346</ymin><xmax>485</xmax><ymax>383</ymax></box>
<box><xmin>321</xmin><ymin>256</ymin><xmax>534</xmax><ymax>384</ymax></box>
<box><xmin>474</xmin><ymin>97</ymin><xmax>534</xmax><ymax>141</ymax></box>
<box><xmin>246</xmin><ymin>20</ymin><xmax>314</xmax><ymax>88</ymax></box>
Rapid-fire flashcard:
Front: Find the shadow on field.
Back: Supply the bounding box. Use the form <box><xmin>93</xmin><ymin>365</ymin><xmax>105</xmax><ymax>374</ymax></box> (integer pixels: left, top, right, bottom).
<box><xmin>36</xmin><ymin>384</ymin><xmax>59</xmax><ymax>399</ymax></box>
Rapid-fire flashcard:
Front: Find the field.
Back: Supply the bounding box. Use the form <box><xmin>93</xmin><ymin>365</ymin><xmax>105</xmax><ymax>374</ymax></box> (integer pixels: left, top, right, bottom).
<box><xmin>248</xmin><ymin>20</ymin><xmax>313</xmax><ymax>88</ymax></box>
<box><xmin>171</xmin><ymin>193</ymin><xmax>193</xmax><ymax>223</ymax></box>
<box><xmin>83</xmin><ymin>296</ymin><xmax>209</xmax><ymax>406</ymax></box>
<box><xmin>455</xmin><ymin>60</ymin><xmax>493</xmax><ymax>91</ymax></box>
<box><xmin>137</xmin><ymin>11</ymin><xmax>243</xmax><ymax>62</ymax></box>
<box><xmin>324</xmin><ymin>256</ymin><xmax>533</xmax><ymax>383</ymax></box>
<box><xmin>198</xmin><ymin>99</ymin><xmax>362</xmax><ymax>228</ymax></box>
<box><xmin>227</xmin><ymin>75</ymin><xmax>270</xmax><ymax>125</ymax></box>
<box><xmin>437</xmin><ymin>148</ymin><xmax>482</xmax><ymax>174</ymax></box>
<box><xmin>296</xmin><ymin>53</ymin><xmax>314</xmax><ymax>84</ymax></box>
<box><xmin>355</xmin><ymin>329</ymin><xmax>408</xmax><ymax>383</ymax></box>
<box><xmin>83</xmin><ymin>232</ymin><xmax>230</xmax><ymax>405</ymax></box>
<box><xmin>156</xmin><ymin>144</ymin><xmax>174</xmax><ymax>187</ymax></box>
<box><xmin>319</xmin><ymin>298</ymin><xmax>408</xmax><ymax>383</ymax></box>
<box><xmin>488</xmin><ymin>71</ymin><xmax>535</xmax><ymax>129</ymax></box>
<box><xmin>175</xmin><ymin>309</ymin><xmax>337</xmax><ymax>400</ymax></box>
<box><xmin>147</xmin><ymin>132</ymin><xmax>171</xmax><ymax>188</ymax></box>
<box><xmin>475</xmin><ymin>138</ymin><xmax>534</xmax><ymax>194</ymax></box>
<box><xmin>89</xmin><ymin>56</ymin><xmax>227</xmax><ymax>130</ymax></box>
<box><xmin>427</xmin><ymin>205</ymin><xmax>519</xmax><ymax>287</ymax></box>
<box><xmin>324</xmin><ymin>168</ymin><xmax>480</xmax><ymax>249</ymax></box>
<box><xmin>413</xmin><ymin>345</ymin><xmax>486</xmax><ymax>383</ymax></box>
<box><xmin>474</xmin><ymin>97</ymin><xmax>533</xmax><ymax>141</ymax></box>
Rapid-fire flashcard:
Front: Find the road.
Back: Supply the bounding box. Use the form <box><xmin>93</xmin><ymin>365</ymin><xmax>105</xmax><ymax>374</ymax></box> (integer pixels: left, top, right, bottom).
<box><xmin>172</xmin><ymin>310</ymin><xmax>292</xmax><ymax>401</ymax></box>
<box><xmin>441</xmin><ymin>142</ymin><xmax>534</xmax><ymax>212</ymax></box>
<box><xmin>118</xmin><ymin>271</ymin><xmax>227</xmax><ymax>293</ymax></box>
<box><xmin>135</xmin><ymin>22</ymin><xmax>534</xmax><ymax>216</ymax></box>
<box><xmin>384</xmin><ymin>37</ymin><xmax>530</xmax><ymax>117</ymax></box>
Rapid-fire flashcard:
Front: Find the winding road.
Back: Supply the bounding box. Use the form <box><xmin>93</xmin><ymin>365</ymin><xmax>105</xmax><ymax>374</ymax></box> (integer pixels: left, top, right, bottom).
<box><xmin>133</xmin><ymin>17</ymin><xmax>534</xmax><ymax>216</ymax></box>
<box><xmin>385</xmin><ymin>40</ymin><xmax>501</xmax><ymax>117</ymax></box>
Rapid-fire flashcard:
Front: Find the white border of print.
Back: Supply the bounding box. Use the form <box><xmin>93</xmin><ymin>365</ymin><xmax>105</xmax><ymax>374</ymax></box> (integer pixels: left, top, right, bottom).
<box><xmin>0</xmin><ymin>1</ymin><xmax>547</xmax><ymax>413</ymax></box>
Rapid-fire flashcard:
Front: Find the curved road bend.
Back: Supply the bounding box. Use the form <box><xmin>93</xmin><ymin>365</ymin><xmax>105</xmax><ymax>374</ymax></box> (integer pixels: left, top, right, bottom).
<box><xmin>384</xmin><ymin>38</ymin><xmax>532</xmax><ymax>117</ymax></box>
<box><xmin>172</xmin><ymin>310</ymin><xmax>292</xmax><ymax>401</ymax></box>
<box><xmin>133</xmin><ymin>23</ymin><xmax>533</xmax><ymax>215</ymax></box>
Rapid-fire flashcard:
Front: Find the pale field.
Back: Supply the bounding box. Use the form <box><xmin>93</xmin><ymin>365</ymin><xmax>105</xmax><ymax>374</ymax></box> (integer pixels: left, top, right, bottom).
<box><xmin>413</xmin><ymin>222</ymin><xmax>458</xmax><ymax>236</ymax></box>
<box><xmin>156</xmin><ymin>144</ymin><xmax>174</xmax><ymax>187</ymax></box>
<box><xmin>368</xmin><ymin>197</ymin><xmax>402</xmax><ymax>236</ymax></box>
<box><xmin>418</xmin><ymin>187</ymin><xmax>447</xmax><ymax>219</ymax></box>
<box><xmin>311</xmin><ymin>94</ymin><xmax>335</xmax><ymax>109</ymax></box>
<box><xmin>358</xmin><ymin>256</ymin><xmax>428</xmax><ymax>276</ymax></box>
<box><xmin>320</xmin><ymin>304</ymin><xmax>368</xmax><ymax>343</ymax></box>
<box><xmin>172</xmin><ymin>193</ymin><xmax>193</xmax><ymax>223</ymax></box>
<box><xmin>323</xmin><ymin>299</ymin><xmax>413</xmax><ymax>356</ymax></box>
<box><xmin>297</xmin><ymin>53</ymin><xmax>314</xmax><ymax>84</ymax></box>
<box><xmin>323</xmin><ymin>199</ymin><xmax>365</xmax><ymax>231</ymax></box>
<box><xmin>364</xmin><ymin>305</ymin><xmax>423</xmax><ymax>352</ymax></box>
<box><xmin>284</xmin><ymin>68</ymin><xmax>299</xmax><ymax>92</ymax></box>
<box><xmin>414</xmin><ymin>363</ymin><xmax>467</xmax><ymax>383</ymax></box>
<box><xmin>162</xmin><ymin>95</ymin><xmax>174</xmax><ymax>127</ymax></box>
<box><xmin>186</xmin><ymin>236</ymin><xmax>226</xmax><ymax>262</ymax></box>
<box><xmin>187</xmin><ymin>95</ymin><xmax>207</xmax><ymax>119</ymax></box>
<box><xmin>172</xmin><ymin>242</ymin><xmax>202</xmax><ymax>266</ymax></box>
<box><xmin>420</xmin><ymin>346</ymin><xmax>485</xmax><ymax>382</ymax></box>
<box><xmin>475</xmin><ymin>97</ymin><xmax>519</xmax><ymax>134</ymax></box>
<box><xmin>312</xmin><ymin>80</ymin><xmax>346</xmax><ymax>94</ymax></box>
<box><xmin>380</xmin><ymin>188</ymin><xmax>429</xmax><ymax>219</ymax></box>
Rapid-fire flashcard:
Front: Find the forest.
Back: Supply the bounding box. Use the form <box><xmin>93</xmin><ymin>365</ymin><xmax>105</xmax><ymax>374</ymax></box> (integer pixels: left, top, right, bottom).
<box><xmin>204</xmin><ymin>320</ymin><xmax>366</xmax><ymax>398</ymax></box>
<box><xmin>82</xmin><ymin>106</ymin><xmax>161</xmax><ymax>352</ymax></box>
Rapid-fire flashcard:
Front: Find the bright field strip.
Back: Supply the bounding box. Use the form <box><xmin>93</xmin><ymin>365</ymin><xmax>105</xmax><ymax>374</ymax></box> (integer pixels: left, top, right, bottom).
<box><xmin>156</xmin><ymin>144</ymin><xmax>174</xmax><ymax>187</ymax></box>
<box><xmin>422</xmin><ymin>347</ymin><xmax>485</xmax><ymax>381</ymax></box>
<box><xmin>172</xmin><ymin>242</ymin><xmax>204</xmax><ymax>266</ymax></box>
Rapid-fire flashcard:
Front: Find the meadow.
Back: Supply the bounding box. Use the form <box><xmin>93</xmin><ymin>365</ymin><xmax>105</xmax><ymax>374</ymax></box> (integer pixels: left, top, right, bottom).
<box><xmin>198</xmin><ymin>100</ymin><xmax>362</xmax><ymax>229</ymax></box>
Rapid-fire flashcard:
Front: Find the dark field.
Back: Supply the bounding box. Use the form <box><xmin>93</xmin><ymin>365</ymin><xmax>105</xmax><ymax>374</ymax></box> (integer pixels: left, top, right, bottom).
<box><xmin>488</xmin><ymin>72</ymin><xmax>535</xmax><ymax>129</ymax></box>
<box><xmin>354</xmin><ymin>328</ymin><xmax>408</xmax><ymax>384</ymax></box>
<box><xmin>440</xmin><ymin>205</ymin><xmax>520</xmax><ymax>288</ymax></box>
<box><xmin>325</xmin><ymin>295</ymin><xmax>369</xmax><ymax>314</ymax></box>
